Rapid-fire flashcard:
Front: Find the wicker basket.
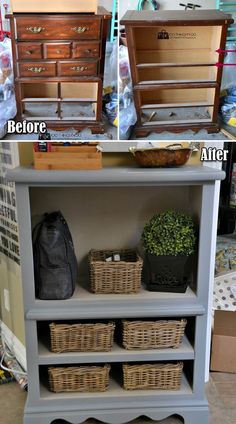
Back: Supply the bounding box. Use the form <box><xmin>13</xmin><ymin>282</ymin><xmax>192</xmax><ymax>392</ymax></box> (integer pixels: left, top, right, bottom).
<box><xmin>48</xmin><ymin>364</ymin><xmax>110</xmax><ymax>393</ymax></box>
<box><xmin>123</xmin><ymin>362</ymin><xmax>183</xmax><ymax>391</ymax></box>
<box><xmin>122</xmin><ymin>319</ymin><xmax>187</xmax><ymax>350</ymax></box>
<box><xmin>49</xmin><ymin>322</ymin><xmax>115</xmax><ymax>353</ymax></box>
<box><xmin>89</xmin><ymin>249</ymin><xmax>143</xmax><ymax>294</ymax></box>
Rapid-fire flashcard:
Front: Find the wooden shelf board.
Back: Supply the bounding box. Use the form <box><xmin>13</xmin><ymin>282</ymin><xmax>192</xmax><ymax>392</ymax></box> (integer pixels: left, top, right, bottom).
<box><xmin>137</xmin><ymin>62</ymin><xmax>215</xmax><ymax>68</ymax></box>
<box><xmin>136</xmin><ymin>48</ymin><xmax>212</xmax><ymax>52</ymax></box>
<box><xmin>40</xmin><ymin>374</ymin><xmax>192</xmax><ymax>401</ymax></box>
<box><xmin>61</xmin><ymin>117</ymin><xmax>96</xmax><ymax>121</ymax></box>
<box><xmin>138</xmin><ymin>79</ymin><xmax>216</xmax><ymax>85</ymax></box>
<box><xmin>143</xmin><ymin>118</ymin><xmax>212</xmax><ymax>126</ymax></box>
<box><xmin>38</xmin><ymin>336</ymin><xmax>194</xmax><ymax>365</ymax></box>
<box><xmin>26</xmin><ymin>285</ymin><xmax>205</xmax><ymax>320</ymax></box>
<box><xmin>141</xmin><ymin>102</ymin><xmax>214</xmax><ymax>109</ymax></box>
<box><xmin>22</xmin><ymin>98</ymin><xmax>59</xmax><ymax>103</ymax></box>
<box><xmin>62</xmin><ymin>98</ymin><xmax>97</xmax><ymax>102</ymax></box>
<box><xmin>22</xmin><ymin>98</ymin><xmax>97</xmax><ymax>103</ymax></box>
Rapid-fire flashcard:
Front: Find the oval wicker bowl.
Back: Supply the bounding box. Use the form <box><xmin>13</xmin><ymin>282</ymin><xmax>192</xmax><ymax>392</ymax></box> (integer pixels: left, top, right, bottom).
<box><xmin>130</xmin><ymin>144</ymin><xmax>192</xmax><ymax>168</ymax></box>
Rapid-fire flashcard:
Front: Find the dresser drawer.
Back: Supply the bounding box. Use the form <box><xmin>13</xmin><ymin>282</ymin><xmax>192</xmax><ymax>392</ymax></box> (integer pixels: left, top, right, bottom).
<box><xmin>15</xmin><ymin>17</ymin><xmax>101</xmax><ymax>40</ymax></box>
<box><xmin>17</xmin><ymin>43</ymin><xmax>42</xmax><ymax>59</ymax></box>
<box><xmin>59</xmin><ymin>61</ymin><xmax>98</xmax><ymax>76</ymax></box>
<box><xmin>44</xmin><ymin>43</ymin><xmax>71</xmax><ymax>59</ymax></box>
<box><xmin>73</xmin><ymin>41</ymin><xmax>100</xmax><ymax>59</ymax></box>
<box><xmin>18</xmin><ymin>62</ymin><xmax>57</xmax><ymax>77</ymax></box>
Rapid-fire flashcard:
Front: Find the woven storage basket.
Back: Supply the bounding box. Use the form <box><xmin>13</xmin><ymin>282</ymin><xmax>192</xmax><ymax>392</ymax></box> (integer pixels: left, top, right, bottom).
<box><xmin>49</xmin><ymin>322</ymin><xmax>115</xmax><ymax>353</ymax></box>
<box><xmin>48</xmin><ymin>364</ymin><xmax>110</xmax><ymax>393</ymax></box>
<box><xmin>123</xmin><ymin>362</ymin><xmax>183</xmax><ymax>390</ymax></box>
<box><xmin>122</xmin><ymin>319</ymin><xmax>187</xmax><ymax>350</ymax></box>
<box><xmin>89</xmin><ymin>249</ymin><xmax>143</xmax><ymax>294</ymax></box>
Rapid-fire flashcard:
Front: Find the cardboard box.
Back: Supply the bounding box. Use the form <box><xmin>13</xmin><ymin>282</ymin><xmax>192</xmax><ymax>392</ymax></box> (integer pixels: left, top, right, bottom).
<box><xmin>211</xmin><ymin>310</ymin><xmax>236</xmax><ymax>373</ymax></box>
<box><xmin>10</xmin><ymin>0</ymin><xmax>98</xmax><ymax>14</ymax></box>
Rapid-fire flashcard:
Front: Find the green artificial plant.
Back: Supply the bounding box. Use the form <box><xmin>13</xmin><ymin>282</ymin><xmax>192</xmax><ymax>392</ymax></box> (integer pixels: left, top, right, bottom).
<box><xmin>142</xmin><ymin>210</ymin><xmax>196</xmax><ymax>256</ymax></box>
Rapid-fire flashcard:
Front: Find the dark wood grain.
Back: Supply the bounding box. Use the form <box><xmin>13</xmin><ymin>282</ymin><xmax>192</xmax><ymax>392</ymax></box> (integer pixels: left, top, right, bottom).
<box><xmin>44</xmin><ymin>43</ymin><xmax>71</xmax><ymax>59</ymax></box>
<box><xmin>17</xmin><ymin>42</ymin><xmax>43</xmax><ymax>59</ymax></box>
<box><xmin>121</xmin><ymin>10</ymin><xmax>234</xmax><ymax>25</ymax></box>
<box><xmin>58</xmin><ymin>61</ymin><xmax>98</xmax><ymax>77</ymax></box>
<box><xmin>15</xmin><ymin>16</ymin><xmax>102</xmax><ymax>40</ymax></box>
<box><xmin>73</xmin><ymin>41</ymin><xmax>100</xmax><ymax>59</ymax></box>
<box><xmin>18</xmin><ymin>62</ymin><xmax>57</xmax><ymax>77</ymax></box>
<box><xmin>9</xmin><ymin>11</ymin><xmax>109</xmax><ymax>132</ymax></box>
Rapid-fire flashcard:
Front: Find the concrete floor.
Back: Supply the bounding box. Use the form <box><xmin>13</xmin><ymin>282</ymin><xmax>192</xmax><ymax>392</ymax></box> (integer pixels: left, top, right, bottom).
<box><xmin>0</xmin><ymin>372</ymin><xmax>235</xmax><ymax>424</ymax></box>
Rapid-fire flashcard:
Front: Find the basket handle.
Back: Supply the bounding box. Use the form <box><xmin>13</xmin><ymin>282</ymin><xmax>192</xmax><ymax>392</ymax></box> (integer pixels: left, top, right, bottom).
<box><xmin>165</xmin><ymin>143</ymin><xmax>184</xmax><ymax>150</ymax></box>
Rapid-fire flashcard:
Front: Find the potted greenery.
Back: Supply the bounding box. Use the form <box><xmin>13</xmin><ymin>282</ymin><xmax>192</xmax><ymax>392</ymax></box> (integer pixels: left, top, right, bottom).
<box><xmin>141</xmin><ymin>211</ymin><xmax>196</xmax><ymax>293</ymax></box>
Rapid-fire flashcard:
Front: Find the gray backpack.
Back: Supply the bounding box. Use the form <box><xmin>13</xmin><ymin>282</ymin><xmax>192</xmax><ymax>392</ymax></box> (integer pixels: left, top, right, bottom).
<box><xmin>33</xmin><ymin>211</ymin><xmax>78</xmax><ymax>300</ymax></box>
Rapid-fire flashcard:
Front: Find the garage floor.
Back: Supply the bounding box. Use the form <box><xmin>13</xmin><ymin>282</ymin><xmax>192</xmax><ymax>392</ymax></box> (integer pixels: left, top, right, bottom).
<box><xmin>0</xmin><ymin>373</ymin><xmax>235</xmax><ymax>424</ymax></box>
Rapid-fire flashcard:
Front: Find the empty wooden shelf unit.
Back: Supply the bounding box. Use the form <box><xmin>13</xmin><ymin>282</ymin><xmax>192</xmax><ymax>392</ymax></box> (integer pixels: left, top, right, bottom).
<box><xmin>120</xmin><ymin>10</ymin><xmax>234</xmax><ymax>136</ymax></box>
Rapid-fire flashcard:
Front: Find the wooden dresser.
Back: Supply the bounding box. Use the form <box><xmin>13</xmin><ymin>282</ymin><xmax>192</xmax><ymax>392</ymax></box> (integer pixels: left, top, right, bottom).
<box><xmin>8</xmin><ymin>8</ymin><xmax>110</xmax><ymax>133</ymax></box>
<box><xmin>121</xmin><ymin>10</ymin><xmax>233</xmax><ymax>137</ymax></box>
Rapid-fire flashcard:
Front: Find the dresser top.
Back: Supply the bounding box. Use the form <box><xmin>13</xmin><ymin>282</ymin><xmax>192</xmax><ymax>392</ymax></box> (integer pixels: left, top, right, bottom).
<box><xmin>6</xmin><ymin>7</ymin><xmax>111</xmax><ymax>19</ymax></box>
<box><xmin>120</xmin><ymin>9</ymin><xmax>234</xmax><ymax>25</ymax></box>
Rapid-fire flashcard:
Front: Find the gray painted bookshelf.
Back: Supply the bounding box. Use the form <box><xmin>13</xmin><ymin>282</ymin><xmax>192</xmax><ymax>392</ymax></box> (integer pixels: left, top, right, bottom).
<box><xmin>7</xmin><ymin>165</ymin><xmax>225</xmax><ymax>424</ymax></box>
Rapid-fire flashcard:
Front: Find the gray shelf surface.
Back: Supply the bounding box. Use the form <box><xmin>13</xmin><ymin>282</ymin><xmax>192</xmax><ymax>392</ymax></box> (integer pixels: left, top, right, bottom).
<box><xmin>40</xmin><ymin>375</ymin><xmax>192</xmax><ymax>403</ymax></box>
<box><xmin>7</xmin><ymin>165</ymin><xmax>225</xmax><ymax>186</ymax></box>
<box><xmin>38</xmin><ymin>336</ymin><xmax>194</xmax><ymax>365</ymax></box>
<box><xmin>27</xmin><ymin>285</ymin><xmax>205</xmax><ymax>320</ymax></box>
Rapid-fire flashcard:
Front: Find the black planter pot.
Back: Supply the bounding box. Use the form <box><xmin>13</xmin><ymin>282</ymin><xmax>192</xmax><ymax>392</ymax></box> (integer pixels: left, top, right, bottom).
<box><xmin>145</xmin><ymin>254</ymin><xmax>191</xmax><ymax>293</ymax></box>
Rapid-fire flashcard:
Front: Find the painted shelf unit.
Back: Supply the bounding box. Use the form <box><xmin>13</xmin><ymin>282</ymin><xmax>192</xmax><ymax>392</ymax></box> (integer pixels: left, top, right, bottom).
<box><xmin>120</xmin><ymin>10</ymin><xmax>233</xmax><ymax>136</ymax></box>
<box><xmin>7</xmin><ymin>166</ymin><xmax>225</xmax><ymax>424</ymax></box>
<box><xmin>7</xmin><ymin>8</ymin><xmax>110</xmax><ymax>133</ymax></box>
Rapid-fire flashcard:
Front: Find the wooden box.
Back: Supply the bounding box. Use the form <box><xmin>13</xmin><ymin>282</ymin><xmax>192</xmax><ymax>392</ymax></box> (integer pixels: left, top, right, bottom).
<box><xmin>33</xmin><ymin>143</ymin><xmax>102</xmax><ymax>170</ymax></box>
<box><xmin>10</xmin><ymin>0</ymin><xmax>98</xmax><ymax>14</ymax></box>
<box><xmin>121</xmin><ymin>10</ymin><xmax>234</xmax><ymax>136</ymax></box>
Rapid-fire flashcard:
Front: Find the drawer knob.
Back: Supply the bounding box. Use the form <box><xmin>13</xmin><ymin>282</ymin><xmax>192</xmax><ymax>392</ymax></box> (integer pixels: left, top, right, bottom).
<box><xmin>72</xmin><ymin>26</ymin><xmax>88</xmax><ymax>33</ymax></box>
<box><xmin>27</xmin><ymin>66</ymin><xmax>45</xmax><ymax>73</ymax></box>
<box><xmin>26</xmin><ymin>26</ymin><xmax>45</xmax><ymax>34</ymax></box>
<box><xmin>71</xmin><ymin>66</ymin><xmax>88</xmax><ymax>72</ymax></box>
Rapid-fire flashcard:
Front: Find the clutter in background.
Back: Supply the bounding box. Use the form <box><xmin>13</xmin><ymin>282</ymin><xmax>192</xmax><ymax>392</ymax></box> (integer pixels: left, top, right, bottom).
<box><xmin>0</xmin><ymin>37</ymin><xmax>16</xmax><ymax>139</ymax></box>
<box><xmin>213</xmin><ymin>270</ymin><xmax>236</xmax><ymax>311</ymax></box>
<box><xmin>103</xmin><ymin>41</ymin><xmax>118</xmax><ymax>128</ymax></box>
<box><xmin>220</xmin><ymin>45</ymin><xmax>236</xmax><ymax>128</ymax></box>
<box><xmin>211</xmin><ymin>309</ymin><xmax>236</xmax><ymax>373</ymax></box>
<box><xmin>119</xmin><ymin>45</ymin><xmax>137</xmax><ymax>139</ymax></box>
<box><xmin>0</xmin><ymin>337</ymin><xmax>27</xmax><ymax>390</ymax></box>
<box><xmin>215</xmin><ymin>235</ymin><xmax>236</xmax><ymax>275</ymax></box>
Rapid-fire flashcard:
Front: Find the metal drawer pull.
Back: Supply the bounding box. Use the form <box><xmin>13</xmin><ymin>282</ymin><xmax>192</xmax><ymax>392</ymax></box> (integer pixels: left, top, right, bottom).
<box><xmin>56</xmin><ymin>50</ymin><xmax>61</xmax><ymax>54</ymax></box>
<box><xmin>72</xmin><ymin>26</ymin><xmax>88</xmax><ymax>33</ymax></box>
<box><xmin>28</xmin><ymin>67</ymin><xmax>45</xmax><ymax>73</ymax></box>
<box><xmin>71</xmin><ymin>66</ymin><xmax>88</xmax><ymax>72</ymax></box>
<box><xmin>26</xmin><ymin>26</ymin><xmax>45</xmax><ymax>34</ymax></box>
<box><xmin>85</xmin><ymin>49</ymin><xmax>97</xmax><ymax>54</ymax></box>
<box><xmin>26</xmin><ymin>50</ymin><xmax>33</xmax><ymax>55</ymax></box>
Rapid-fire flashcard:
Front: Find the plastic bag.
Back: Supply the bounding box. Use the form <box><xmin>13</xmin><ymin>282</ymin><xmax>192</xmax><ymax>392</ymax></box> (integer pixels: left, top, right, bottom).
<box><xmin>108</xmin><ymin>41</ymin><xmax>118</xmax><ymax>88</ymax></box>
<box><xmin>0</xmin><ymin>37</ymin><xmax>17</xmax><ymax>138</ymax></box>
<box><xmin>119</xmin><ymin>45</ymin><xmax>137</xmax><ymax>139</ymax></box>
<box><xmin>119</xmin><ymin>102</ymin><xmax>137</xmax><ymax>140</ymax></box>
<box><xmin>221</xmin><ymin>44</ymin><xmax>236</xmax><ymax>92</ymax></box>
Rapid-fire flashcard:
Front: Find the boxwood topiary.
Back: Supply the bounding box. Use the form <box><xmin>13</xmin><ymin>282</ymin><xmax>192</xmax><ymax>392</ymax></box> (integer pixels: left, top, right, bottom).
<box><xmin>142</xmin><ymin>210</ymin><xmax>196</xmax><ymax>256</ymax></box>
